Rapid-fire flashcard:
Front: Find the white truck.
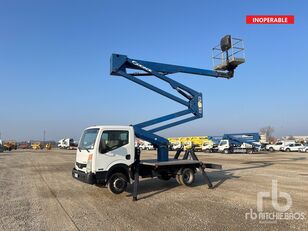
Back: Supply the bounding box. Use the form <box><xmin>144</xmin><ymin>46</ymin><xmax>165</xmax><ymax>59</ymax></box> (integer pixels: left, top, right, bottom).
<box><xmin>72</xmin><ymin>40</ymin><xmax>244</xmax><ymax>200</ymax></box>
<box><xmin>217</xmin><ymin>140</ymin><xmax>259</xmax><ymax>154</ymax></box>
<box><xmin>217</xmin><ymin>133</ymin><xmax>261</xmax><ymax>154</ymax></box>
<box><xmin>58</xmin><ymin>138</ymin><xmax>77</xmax><ymax>150</ymax></box>
<box><xmin>170</xmin><ymin>141</ymin><xmax>182</xmax><ymax>150</ymax></box>
<box><xmin>139</xmin><ymin>141</ymin><xmax>155</xmax><ymax>150</ymax></box>
<box><xmin>266</xmin><ymin>140</ymin><xmax>295</xmax><ymax>152</ymax></box>
<box><xmin>72</xmin><ymin>126</ymin><xmax>218</xmax><ymax>197</ymax></box>
<box><xmin>202</xmin><ymin>143</ymin><xmax>218</xmax><ymax>153</ymax></box>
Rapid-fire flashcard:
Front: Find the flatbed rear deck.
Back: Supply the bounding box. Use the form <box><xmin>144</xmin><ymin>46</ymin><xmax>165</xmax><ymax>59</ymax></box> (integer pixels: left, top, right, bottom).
<box><xmin>132</xmin><ymin>150</ymin><xmax>221</xmax><ymax>200</ymax></box>
<box><xmin>140</xmin><ymin>159</ymin><xmax>202</xmax><ymax>167</ymax></box>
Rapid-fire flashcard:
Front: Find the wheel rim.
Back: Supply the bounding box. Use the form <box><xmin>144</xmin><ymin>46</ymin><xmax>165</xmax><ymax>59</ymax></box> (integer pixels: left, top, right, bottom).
<box><xmin>113</xmin><ymin>178</ymin><xmax>125</xmax><ymax>190</ymax></box>
<box><xmin>183</xmin><ymin>171</ymin><xmax>192</xmax><ymax>183</ymax></box>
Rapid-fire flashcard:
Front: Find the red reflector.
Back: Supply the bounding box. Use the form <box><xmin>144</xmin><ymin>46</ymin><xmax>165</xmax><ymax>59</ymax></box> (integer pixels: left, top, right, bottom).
<box><xmin>246</xmin><ymin>15</ymin><xmax>294</xmax><ymax>24</ymax></box>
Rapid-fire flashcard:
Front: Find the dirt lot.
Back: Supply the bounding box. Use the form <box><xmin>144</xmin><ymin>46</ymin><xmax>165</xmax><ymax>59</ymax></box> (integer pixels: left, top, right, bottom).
<box><xmin>0</xmin><ymin>149</ymin><xmax>307</xmax><ymax>231</ymax></box>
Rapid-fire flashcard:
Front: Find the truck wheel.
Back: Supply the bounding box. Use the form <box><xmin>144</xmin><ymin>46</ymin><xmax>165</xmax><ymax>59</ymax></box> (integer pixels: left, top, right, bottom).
<box><xmin>204</xmin><ymin>149</ymin><xmax>211</xmax><ymax>153</ymax></box>
<box><xmin>107</xmin><ymin>173</ymin><xmax>128</xmax><ymax>194</ymax></box>
<box><xmin>305</xmin><ymin>149</ymin><xmax>308</xmax><ymax>153</ymax></box>
<box><xmin>269</xmin><ymin>147</ymin><xmax>274</xmax><ymax>152</ymax></box>
<box><xmin>175</xmin><ymin>174</ymin><xmax>182</xmax><ymax>184</ymax></box>
<box><xmin>223</xmin><ymin>149</ymin><xmax>229</xmax><ymax>154</ymax></box>
<box><xmin>179</xmin><ymin>168</ymin><xmax>195</xmax><ymax>186</ymax></box>
<box><xmin>286</xmin><ymin>148</ymin><xmax>291</xmax><ymax>152</ymax></box>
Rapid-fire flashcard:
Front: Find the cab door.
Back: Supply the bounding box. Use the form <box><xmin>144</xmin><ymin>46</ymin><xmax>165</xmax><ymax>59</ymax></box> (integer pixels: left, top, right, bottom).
<box><xmin>94</xmin><ymin>129</ymin><xmax>134</xmax><ymax>172</ymax></box>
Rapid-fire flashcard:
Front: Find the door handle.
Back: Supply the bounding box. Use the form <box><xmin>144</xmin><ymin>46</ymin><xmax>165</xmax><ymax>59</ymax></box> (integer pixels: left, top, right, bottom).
<box><xmin>126</xmin><ymin>154</ymin><xmax>131</xmax><ymax>160</ymax></box>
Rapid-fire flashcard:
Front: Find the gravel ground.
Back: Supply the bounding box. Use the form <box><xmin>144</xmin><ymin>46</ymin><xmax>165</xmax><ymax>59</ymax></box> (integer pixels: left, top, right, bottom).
<box><xmin>0</xmin><ymin>149</ymin><xmax>307</xmax><ymax>231</ymax></box>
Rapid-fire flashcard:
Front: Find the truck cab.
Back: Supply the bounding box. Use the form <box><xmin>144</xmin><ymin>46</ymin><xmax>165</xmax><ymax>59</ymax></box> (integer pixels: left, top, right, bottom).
<box><xmin>218</xmin><ymin>139</ymin><xmax>230</xmax><ymax>153</ymax></box>
<box><xmin>73</xmin><ymin>126</ymin><xmax>135</xmax><ymax>192</ymax></box>
<box><xmin>73</xmin><ymin>125</ymin><xmax>215</xmax><ymax>196</ymax></box>
<box><xmin>202</xmin><ymin>142</ymin><xmax>217</xmax><ymax>153</ymax></box>
<box><xmin>170</xmin><ymin>141</ymin><xmax>182</xmax><ymax>150</ymax></box>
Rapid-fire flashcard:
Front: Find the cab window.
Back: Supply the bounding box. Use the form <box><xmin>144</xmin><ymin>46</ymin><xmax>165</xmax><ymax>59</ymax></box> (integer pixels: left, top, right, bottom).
<box><xmin>99</xmin><ymin>130</ymin><xmax>129</xmax><ymax>154</ymax></box>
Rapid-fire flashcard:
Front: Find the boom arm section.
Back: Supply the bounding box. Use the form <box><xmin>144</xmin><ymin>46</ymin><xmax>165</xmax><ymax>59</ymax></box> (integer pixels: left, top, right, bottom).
<box><xmin>110</xmin><ymin>54</ymin><xmax>235</xmax><ymax>161</ymax></box>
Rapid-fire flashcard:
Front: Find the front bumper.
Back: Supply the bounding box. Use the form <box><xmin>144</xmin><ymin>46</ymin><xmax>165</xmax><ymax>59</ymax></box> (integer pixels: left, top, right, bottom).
<box><xmin>72</xmin><ymin>168</ymin><xmax>95</xmax><ymax>184</ymax></box>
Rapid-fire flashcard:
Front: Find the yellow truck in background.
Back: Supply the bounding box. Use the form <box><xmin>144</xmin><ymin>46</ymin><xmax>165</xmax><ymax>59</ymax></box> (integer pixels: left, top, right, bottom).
<box><xmin>45</xmin><ymin>143</ymin><xmax>52</xmax><ymax>150</ymax></box>
<box><xmin>3</xmin><ymin>141</ymin><xmax>17</xmax><ymax>151</ymax></box>
<box><xmin>31</xmin><ymin>142</ymin><xmax>42</xmax><ymax>150</ymax></box>
<box><xmin>168</xmin><ymin>136</ymin><xmax>213</xmax><ymax>151</ymax></box>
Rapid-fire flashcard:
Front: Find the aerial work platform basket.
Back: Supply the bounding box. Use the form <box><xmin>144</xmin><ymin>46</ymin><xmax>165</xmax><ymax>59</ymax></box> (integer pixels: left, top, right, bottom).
<box><xmin>212</xmin><ymin>35</ymin><xmax>245</xmax><ymax>72</ymax></box>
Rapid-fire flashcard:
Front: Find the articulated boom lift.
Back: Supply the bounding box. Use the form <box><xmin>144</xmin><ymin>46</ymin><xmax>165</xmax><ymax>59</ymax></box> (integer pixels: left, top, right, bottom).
<box><xmin>72</xmin><ymin>35</ymin><xmax>245</xmax><ymax>200</ymax></box>
<box><xmin>110</xmin><ymin>35</ymin><xmax>245</xmax><ymax>161</ymax></box>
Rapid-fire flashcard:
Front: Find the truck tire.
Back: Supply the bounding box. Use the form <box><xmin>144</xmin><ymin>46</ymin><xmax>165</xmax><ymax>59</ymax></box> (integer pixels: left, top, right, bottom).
<box><xmin>286</xmin><ymin>148</ymin><xmax>291</xmax><ymax>152</ymax></box>
<box><xmin>306</xmin><ymin>149</ymin><xmax>308</xmax><ymax>153</ymax></box>
<box><xmin>179</xmin><ymin>168</ymin><xmax>195</xmax><ymax>186</ymax></box>
<box><xmin>223</xmin><ymin>149</ymin><xmax>229</xmax><ymax>154</ymax></box>
<box><xmin>269</xmin><ymin>147</ymin><xmax>274</xmax><ymax>152</ymax></box>
<box><xmin>175</xmin><ymin>174</ymin><xmax>182</xmax><ymax>184</ymax></box>
<box><xmin>204</xmin><ymin>149</ymin><xmax>211</xmax><ymax>153</ymax></box>
<box><xmin>107</xmin><ymin>173</ymin><xmax>128</xmax><ymax>194</ymax></box>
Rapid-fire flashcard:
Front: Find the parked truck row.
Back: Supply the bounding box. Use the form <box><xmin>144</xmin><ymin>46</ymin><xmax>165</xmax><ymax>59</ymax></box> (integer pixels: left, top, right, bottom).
<box><xmin>0</xmin><ymin>140</ymin><xmax>60</xmax><ymax>151</ymax></box>
<box><xmin>168</xmin><ymin>136</ymin><xmax>212</xmax><ymax>151</ymax></box>
<box><xmin>167</xmin><ymin>133</ymin><xmax>262</xmax><ymax>154</ymax></box>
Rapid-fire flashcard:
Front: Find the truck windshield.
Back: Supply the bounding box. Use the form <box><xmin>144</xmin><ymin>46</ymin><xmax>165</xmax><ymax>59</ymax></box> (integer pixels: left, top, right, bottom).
<box><xmin>79</xmin><ymin>128</ymin><xmax>99</xmax><ymax>150</ymax></box>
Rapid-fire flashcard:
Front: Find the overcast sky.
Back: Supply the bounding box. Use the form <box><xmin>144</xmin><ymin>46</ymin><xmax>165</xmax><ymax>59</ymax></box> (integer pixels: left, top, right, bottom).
<box><xmin>0</xmin><ymin>0</ymin><xmax>307</xmax><ymax>141</ymax></box>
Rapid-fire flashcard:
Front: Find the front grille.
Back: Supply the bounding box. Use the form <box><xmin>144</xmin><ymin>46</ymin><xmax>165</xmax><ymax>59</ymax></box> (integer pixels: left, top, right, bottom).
<box><xmin>76</xmin><ymin>162</ymin><xmax>86</xmax><ymax>169</ymax></box>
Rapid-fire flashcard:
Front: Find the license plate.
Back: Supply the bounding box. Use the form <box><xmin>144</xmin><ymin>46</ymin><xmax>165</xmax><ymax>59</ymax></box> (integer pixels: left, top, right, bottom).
<box><xmin>74</xmin><ymin>173</ymin><xmax>78</xmax><ymax>178</ymax></box>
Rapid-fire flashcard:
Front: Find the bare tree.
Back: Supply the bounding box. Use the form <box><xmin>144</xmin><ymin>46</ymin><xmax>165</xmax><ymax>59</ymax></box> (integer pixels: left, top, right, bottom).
<box><xmin>260</xmin><ymin>126</ymin><xmax>275</xmax><ymax>142</ymax></box>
